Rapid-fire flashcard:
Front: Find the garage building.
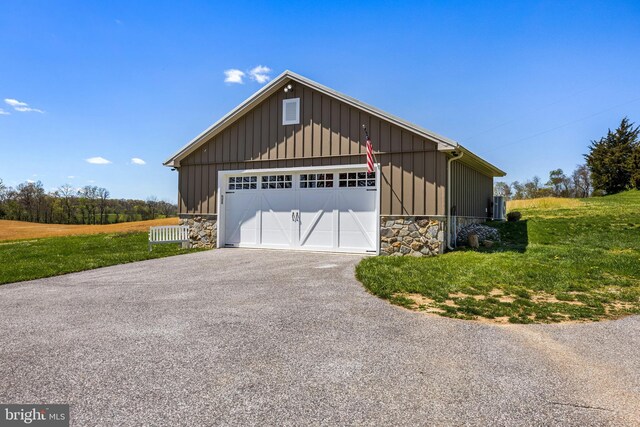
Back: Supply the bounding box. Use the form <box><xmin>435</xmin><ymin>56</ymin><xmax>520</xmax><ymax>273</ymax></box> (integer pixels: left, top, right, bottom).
<box><xmin>164</xmin><ymin>71</ymin><xmax>505</xmax><ymax>256</ymax></box>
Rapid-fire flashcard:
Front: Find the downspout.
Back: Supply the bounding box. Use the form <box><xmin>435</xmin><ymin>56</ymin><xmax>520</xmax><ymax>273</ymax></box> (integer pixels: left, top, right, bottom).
<box><xmin>446</xmin><ymin>151</ymin><xmax>464</xmax><ymax>251</ymax></box>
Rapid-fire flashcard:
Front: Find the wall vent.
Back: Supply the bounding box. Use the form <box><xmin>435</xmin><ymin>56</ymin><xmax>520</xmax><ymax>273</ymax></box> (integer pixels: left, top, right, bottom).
<box><xmin>282</xmin><ymin>98</ymin><xmax>300</xmax><ymax>125</ymax></box>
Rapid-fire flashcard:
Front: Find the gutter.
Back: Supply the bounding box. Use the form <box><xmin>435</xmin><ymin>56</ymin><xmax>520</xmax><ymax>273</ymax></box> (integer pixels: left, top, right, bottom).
<box><xmin>446</xmin><ymin>151</ymin><xmax>464</xmax><ymax>251</ymax></box>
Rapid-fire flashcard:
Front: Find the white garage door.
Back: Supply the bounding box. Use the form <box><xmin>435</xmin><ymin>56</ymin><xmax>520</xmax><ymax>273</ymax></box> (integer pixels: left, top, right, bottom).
<box><xmin>220</xmin><ymin>168</ymin><xmax>379</xmax><ymax>254</ymax></box>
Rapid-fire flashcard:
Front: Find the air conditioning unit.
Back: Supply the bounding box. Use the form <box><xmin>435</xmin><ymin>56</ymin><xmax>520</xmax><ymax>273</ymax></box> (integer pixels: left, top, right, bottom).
<box><xmin>493</xmin><ymin>196</ymin><xmax>506</xmax><ymax>221</ymax></box>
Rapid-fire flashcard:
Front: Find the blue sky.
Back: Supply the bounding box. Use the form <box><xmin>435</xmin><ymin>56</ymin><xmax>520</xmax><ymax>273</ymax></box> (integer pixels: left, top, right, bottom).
<box><xmin>1</xmin><ymin>1</ymin><xmax>639</xmax><ymax>201</ymax></box>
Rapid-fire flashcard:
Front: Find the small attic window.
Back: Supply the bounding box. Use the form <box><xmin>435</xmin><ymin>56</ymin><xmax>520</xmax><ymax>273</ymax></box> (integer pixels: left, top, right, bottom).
<box><xmin>282</xmin><ymin>98</ymin><xmax>300</xmax><ymax>125</ymax></box>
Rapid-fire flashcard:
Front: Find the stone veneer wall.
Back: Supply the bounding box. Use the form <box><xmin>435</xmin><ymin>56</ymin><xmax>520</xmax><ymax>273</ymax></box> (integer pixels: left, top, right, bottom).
<box><xmin>178</xmin><ymin>215</ymin><xmax>217</xmax><ymax>248</ymax></box>
<box><xmin>380</xmin><ymin>216</ymin><xmax>445</xmax><ymax>257</ymax></box>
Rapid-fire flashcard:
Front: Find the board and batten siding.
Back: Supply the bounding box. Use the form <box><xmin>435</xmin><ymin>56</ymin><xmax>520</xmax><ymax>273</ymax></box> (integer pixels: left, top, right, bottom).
<box><xmin>177</xmin><ymin>80</ymin><xmax>448</xmax><ymax>217</ymax></box>
<box><xmin>451</xmin><ymin>161</ymin><xmax>493</xmax><ymax>218</ymax></box>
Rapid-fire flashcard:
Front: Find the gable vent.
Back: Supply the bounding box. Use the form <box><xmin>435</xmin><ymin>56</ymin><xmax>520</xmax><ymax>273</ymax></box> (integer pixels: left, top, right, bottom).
<box><xmin>282</xmin><ymin>98</ymin><xmax>300</xmax><ymax>125</ymax></box>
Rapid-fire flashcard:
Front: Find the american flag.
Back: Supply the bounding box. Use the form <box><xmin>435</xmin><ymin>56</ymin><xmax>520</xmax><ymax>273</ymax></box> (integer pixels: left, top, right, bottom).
<box><xmin>366</xmin><ymin>136</ymin><xmax>374</xmax><ymax>173</ymax></box>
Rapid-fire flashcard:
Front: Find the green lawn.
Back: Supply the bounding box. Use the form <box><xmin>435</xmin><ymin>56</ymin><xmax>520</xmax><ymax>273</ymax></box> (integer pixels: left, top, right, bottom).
<box><xmin>356</xmin><ymin>190</ymin><xmax>640</xmax><ymax>323</ymax></box>
<box><xmin>0</xmin><ymin>232</ymin><xmax>205</xmax><ymax>285</ymax></box>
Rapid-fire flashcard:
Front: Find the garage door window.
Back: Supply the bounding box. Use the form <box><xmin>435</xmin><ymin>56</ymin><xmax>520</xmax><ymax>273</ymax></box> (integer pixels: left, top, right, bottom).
<box><xmin>261</xmin><ymin>175</ymin><xmax>292</xmax><ymax>189</ymax></box>
<box><xmin>338</xmin><ymin>172</ymin><xmax>376</xmax><ymax>188</ymax></box>
<box><xmin>300</xmin><ymin>173</ymin><xmax>334</xmax><ymax>188</ymax></box>
<box><xmin>228</xmin><ymin>176</ymin><xmax>257</xmax><ymax>190</ymax></box>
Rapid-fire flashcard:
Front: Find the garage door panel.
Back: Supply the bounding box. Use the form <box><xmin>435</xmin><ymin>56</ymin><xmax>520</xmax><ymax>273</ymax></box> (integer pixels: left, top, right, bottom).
<box><xmin>337</xmin><ymin>191</ymin><xmax>377</xmax><ymax>251</ymax></box>
<box><xmin>260</xmin><ymin>192</ymin><xmax>295</xmax><ymax>247</ymax></box>
<box><xmin>298</xmin><ymin>190</ymin><xmax>335</xmax><ymax>249</ymax></box>
<box><xmin>225</xmin><ymin>192</ymin><xmax>259</xmax><ymax>246</ymax></box>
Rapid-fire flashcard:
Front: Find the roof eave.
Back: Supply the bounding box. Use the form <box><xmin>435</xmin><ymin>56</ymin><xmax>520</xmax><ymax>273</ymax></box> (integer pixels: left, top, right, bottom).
<box><xmin>441</xmin><ymin>144</ymin><xmax>506</xmax><ymax>177</ymax></box>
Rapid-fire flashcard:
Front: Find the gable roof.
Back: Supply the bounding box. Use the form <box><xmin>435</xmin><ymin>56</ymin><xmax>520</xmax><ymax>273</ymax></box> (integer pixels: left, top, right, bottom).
<box><xmin>164</xmin><ymin>70</ymin><xmax>505</xmax><ymax>177</ymax></box>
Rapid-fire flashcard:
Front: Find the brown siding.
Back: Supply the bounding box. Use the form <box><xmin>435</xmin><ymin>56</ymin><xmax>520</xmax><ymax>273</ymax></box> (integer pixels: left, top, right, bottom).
<box><xmin>177</xmin><ymin>80</ymin><xmax>475</xmax><ymax>217</ymax></box>
<box><xmin>451</xmin><ymin>161</ymin><xmax>493</xmax><ymax>218</ymax></box>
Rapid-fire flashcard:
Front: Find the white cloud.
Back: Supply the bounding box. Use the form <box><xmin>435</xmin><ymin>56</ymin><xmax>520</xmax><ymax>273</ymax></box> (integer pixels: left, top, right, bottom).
<box><xmin>131</xmin><ymin>157</ymin><xmax>146</xmax><ymax>165</ymax></box>
<box><xmin>67</xmin><ymin>175</ymin><xmax>76</xmax><ymax>179</ymax></box>
<box><xmin>5</xmin><ymin>99</ymin><xmax>27</xmax><ymax>107</ymax></box>
<box><xmin>4</xmin><ymin>98</ymin><xmax>44</xmax><ymax>113</ymax></box>
<box><xmin>249</xmin><ymin>65</ymin><xmax>272</xmax><ymax>84</ymax></box>
<box><xmin>14</xmin><ymin>106</ymin><xmax>44</xmax><ymax>113</ymax></box>
<box><xmin>85</xmin><ymin>156</ymin><xmax>112</xmax><ymax>165</ymax></box>
<box><xmin>0</xmin><ymin>108</ymin><xmax>10</xmax><ymax>115</ymax></box>
<box><xmin>26</xmin><ymin>179</ymin><xmax>35</xmax><ymax>183</ymax></box>
<box><xmin>87</xmin><ymin>180</ymin><xmax>96</xmax><ymax>184</ymax></box>
<box><xmin>224</xmin><ymin>69</ymin><xmax>245</xmax><ymax>84</ymax></box>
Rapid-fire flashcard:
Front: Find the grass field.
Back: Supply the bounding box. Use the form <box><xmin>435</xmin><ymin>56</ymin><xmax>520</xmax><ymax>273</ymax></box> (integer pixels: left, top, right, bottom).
<box><xmin>0</xmin><ymin>218</ymin><xmax>202</xmax><ymax>285</ymax></box>
<box><xmin>0</xmin><ymin>218</ymin><xmax>178</xmax><ymax>241</ymax></box>
<box><xmin>356</xmin><ymin>190</ymin><xmax>640</xmax><ymax>324</ymax></box>
<box><xmin>0</xmin><ymin>232</ymin><xmax>203</xmax><ymax>285</ymax></box>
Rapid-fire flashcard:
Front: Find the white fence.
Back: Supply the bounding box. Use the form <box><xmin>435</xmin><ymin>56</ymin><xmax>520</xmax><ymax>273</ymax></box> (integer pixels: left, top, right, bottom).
<box><xmin>148</xmin><ymin>225</ymin><xmax>189</xmax><ymax>251</ymax></box>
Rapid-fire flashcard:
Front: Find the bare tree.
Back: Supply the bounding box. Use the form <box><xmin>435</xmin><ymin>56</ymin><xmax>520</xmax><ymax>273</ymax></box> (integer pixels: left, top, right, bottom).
<box><xmin>511</xmin><ymin>181</ymin><xmax>525</xmax><ymax>199</ymax></box>
<box><xmin>58</xmin><ymin>184</ymin><xmax>76</xmax><ymax>224</ymax></box>
<box><xmin>547</xmin><ymin>169</ymin><xmax>573</xmax><ymax>197</ymax></box>
<box><xmin>78</xmin><ymin>186</ymin><xmax>99</xmax><ymax>224</ymax></box>
<box><xmin>0</xmin><ymin>179</ymin><xmax>7</xmax><ymax>218</ymax></box>
<box><xmin>523</xmin><ymin>176</ymin><xmax>543</xmax><ymax>199</ymax></box>
<box><xmin>15</xmin><ymin>181</ymin><xmax>45</xmax><ymax>222</ymax></box>
<box><xmin>146</xmin><ymin>196</ymin><xmax>158</xmax><ymax>220</ymax></box>
<box><xmin>97</xmin><ymin>187</ymin><xmax>110</xmax><ymax>224</ymax></box>
<box><xmin>572</xmin><ymin>164</ymin><xmax>592</xmax><ymax>198</ymax></box>
<box><xmin>494</xmin><ymin>182</ymin><xmax>512</xmax><ymax>199</ymax></box>
<box><xmin>0</xmin><ymin>179</ymin><xmax>6</xmax><ymax>202</ymax></box>
<box><xmin>158</xmin><ymin>200</ymin><xmax>177</xmax><ymax>217</ymax></box>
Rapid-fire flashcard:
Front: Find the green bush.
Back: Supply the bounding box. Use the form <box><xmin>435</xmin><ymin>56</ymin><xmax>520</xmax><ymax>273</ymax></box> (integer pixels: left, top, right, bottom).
<box><xmin>507</xmin><ymin>211</ymin><xmax>522</xmax><ymax>222</ymax></box>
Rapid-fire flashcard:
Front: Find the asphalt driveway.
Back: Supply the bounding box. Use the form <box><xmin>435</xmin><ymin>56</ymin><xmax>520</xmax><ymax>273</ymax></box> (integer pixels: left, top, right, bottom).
<box><xmin>1</xmin><ymin>249</ymin><xmax>639</xmax><ymax>426</ymax></box>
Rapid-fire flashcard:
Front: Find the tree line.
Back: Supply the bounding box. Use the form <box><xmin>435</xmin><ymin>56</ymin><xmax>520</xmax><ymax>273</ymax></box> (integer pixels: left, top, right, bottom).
<box><xmin>0</xmin><ymin>179</ymin><xmax>177</xmax><ymax>224</ymax></box>
<box><xmin>495</xmin><ymin>117</ymin><xmax>640</xmax><ymax>200</ymax></box>
<box><xmin>494</xmin><ymin>164</ymin><xmax>592</xmax><ymax>200</ymax></box>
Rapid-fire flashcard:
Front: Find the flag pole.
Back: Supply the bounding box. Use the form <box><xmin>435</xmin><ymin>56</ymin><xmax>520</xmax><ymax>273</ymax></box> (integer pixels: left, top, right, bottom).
<box><xmin>362</xmin><ymin>124</ymin><xmax>370</xmax><ymax>141</ymax></box>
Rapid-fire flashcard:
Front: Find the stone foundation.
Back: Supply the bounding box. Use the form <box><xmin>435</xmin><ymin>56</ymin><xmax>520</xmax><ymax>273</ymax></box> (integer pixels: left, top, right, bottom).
<box><xmin>178</xmin><ymin>215</ymin><xmax>217</xmax><ymax>248</ymax></box>
<box><xmin>379</xmin><ymin>216</ymin><xmax>445</xmax><ymax>257</ymax></box>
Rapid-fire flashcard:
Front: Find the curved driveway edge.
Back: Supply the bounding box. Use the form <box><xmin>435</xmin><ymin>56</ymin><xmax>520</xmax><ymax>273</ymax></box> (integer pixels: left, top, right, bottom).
<box><xmin>1</xmin><ymin>249</ymin><xmax>639</xmax><ymax>426</ymax></box>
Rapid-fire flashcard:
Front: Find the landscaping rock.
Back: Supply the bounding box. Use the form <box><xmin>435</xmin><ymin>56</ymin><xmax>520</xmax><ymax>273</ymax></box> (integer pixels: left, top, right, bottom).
<box><xmin>456</xmin><ymin>223</ymin><xmax>500</xmax><ymax>246</ymax></box>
